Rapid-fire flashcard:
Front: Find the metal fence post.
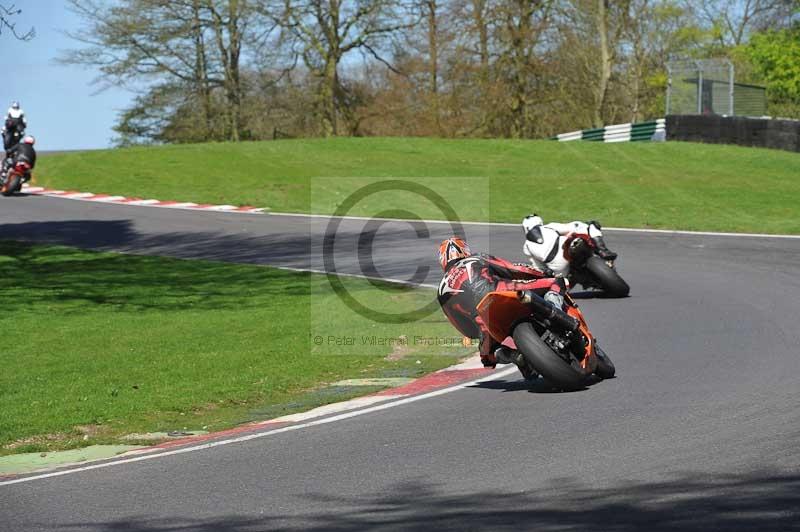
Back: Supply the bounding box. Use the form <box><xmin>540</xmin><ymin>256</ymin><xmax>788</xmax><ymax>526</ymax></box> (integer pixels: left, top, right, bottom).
<box><xmin>666</xmin><ymin>64</ymin><xmax>672</xmax><ymax>115</ymax></box>
<box><xmin>696</xmin><ymin>61</ymin><xmax>703</xmax><ymax>114</ymax></box>
<box><xmin>728</xmin><ymin>61</ymin><xmax>735</xmax><ymax>116</ymax></box>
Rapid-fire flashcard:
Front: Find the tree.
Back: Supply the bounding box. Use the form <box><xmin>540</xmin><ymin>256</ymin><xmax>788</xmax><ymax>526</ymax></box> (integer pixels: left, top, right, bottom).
<box><xmin>1</xmin><ymin>3</ymin><xmax>34</xmax><ymax>40</ymax></box>
<box><xmin>64</xmin><ymin>0</ymin><xmax>260</xmax><ymax>141</ymax></box>
<box><xmin>623</xmin><ymin>0</ymin><xmax>705</xmax><ymax>121</ymax></box>
<box><xmin>491</xmin><ymin>0</ymin><xmax>554</xmax><ymax>138</ymax></box>
<box><xmin>744</xmin><ymin>24</ymin><xmax>800</xmax><ymax>116</ymax></box>
<box><xmin>690</xmin><ymin>0</ymin><xmax>795</xmax><ymax>47</ymax></box>
<box><xmin>276</xmin><ymin>0</ymin><xmax>413</xmax><ymax>136</ymax></box>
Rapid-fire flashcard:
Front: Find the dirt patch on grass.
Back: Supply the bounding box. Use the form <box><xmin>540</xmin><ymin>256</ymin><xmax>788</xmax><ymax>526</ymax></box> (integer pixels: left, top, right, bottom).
<box><xmin>384</xmin><ymin>335</ymin><xmax>411</xmax><ymax>361</ymax></box>
<box><xmin>4</xmin><ymin>432</ymin><xmax>74</xmax><ymax>451</ymax></box>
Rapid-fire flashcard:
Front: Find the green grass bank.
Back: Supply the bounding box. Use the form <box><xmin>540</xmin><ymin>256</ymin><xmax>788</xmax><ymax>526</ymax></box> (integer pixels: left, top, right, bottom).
<box><xmin>38</xmin><ymin>138</ymin><xmax>800</xmax><ymax>234</ymax></box>
<box><xmin>0</xmin><ymin>242</ymin><xmax>468</xmax><ymax>455</ymax></box>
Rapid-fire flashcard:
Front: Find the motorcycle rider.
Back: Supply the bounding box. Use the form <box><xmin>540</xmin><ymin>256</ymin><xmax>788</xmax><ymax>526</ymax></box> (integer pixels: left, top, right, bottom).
<box><xmin>2</xmin><ymin>135</ymin><xmax>36</xmax><ymax>183</ymax></box>
<box><xmin>2</xmin><ymin>101</ymin><xmax>27</xmax><ymax>154</ymax></box>
<box><xmin>522</xmin><ymin>214</ymin><xmax>617</xmax><ymax>277</ymax></box>
<box><xmin>437</xmin><ymin>237</ymin><xmax>568</xmax><ymax>377</ymax></box>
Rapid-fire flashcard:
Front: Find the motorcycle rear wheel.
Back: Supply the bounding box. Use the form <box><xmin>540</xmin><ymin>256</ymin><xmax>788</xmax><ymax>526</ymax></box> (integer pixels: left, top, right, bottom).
<box><xmin>586</xmin><ymin>255</ymin><xmax>630</xmax><ymax>297</ymax></box>
<box><xmin>512</xmin><ymin>322</ymin><xmax>586</xmax><ymax>392</ymax></box>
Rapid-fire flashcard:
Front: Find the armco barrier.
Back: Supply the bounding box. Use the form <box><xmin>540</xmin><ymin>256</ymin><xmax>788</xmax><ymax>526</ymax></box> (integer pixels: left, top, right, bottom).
<box><xmin>553</xmin><ymin>119</ymin><xmax>666</xmax><ymax>143</ymax></box>
<box><xmin>666</xmin><ymin>115</ymin><xmax>800</xmax><ymax>153</ymax></box>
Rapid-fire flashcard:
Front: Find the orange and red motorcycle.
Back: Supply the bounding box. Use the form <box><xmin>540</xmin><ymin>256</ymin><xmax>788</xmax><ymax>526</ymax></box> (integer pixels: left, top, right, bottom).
<box><xmin>1</xmin><ymin>160</ymin><xmax>31</xmax><ymax>196</ymax></box>
<box><xmin>477</xmin><ymin>288</ymin><xmax>615</xmax><ymax>391</ymax></box>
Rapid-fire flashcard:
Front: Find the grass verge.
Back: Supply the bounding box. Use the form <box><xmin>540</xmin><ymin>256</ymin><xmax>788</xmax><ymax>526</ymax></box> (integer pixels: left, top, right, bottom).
<box><xmin>0</xmin><ymin>241</ymin><xmax>469</xmax><ymax>456</ymax></box>
<box><xmin>37</xmin><ymin>137</ymin><xmax>800</xmax><ymax>234</ymax></box>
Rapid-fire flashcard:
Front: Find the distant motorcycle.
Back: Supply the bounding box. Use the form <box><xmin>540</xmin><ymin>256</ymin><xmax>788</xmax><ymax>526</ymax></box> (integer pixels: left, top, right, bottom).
<box><xmin>1</xmin><ymin>160</ymin><xmax>31</xmax><ymax>196</ymax></box>
<box><xmin>3</xmin><ymin>117</ymin><xmax>24</xmax><ymax>153</ymax></box>
<box><xmin>477</xmin><ymin>288</ymin><xmax>615</xmax><ymax>391</ymax></box>
<box><xmin>561</xmin><ymin>233</ymin><xmax>630</xmax><ymax>297</ymax></box>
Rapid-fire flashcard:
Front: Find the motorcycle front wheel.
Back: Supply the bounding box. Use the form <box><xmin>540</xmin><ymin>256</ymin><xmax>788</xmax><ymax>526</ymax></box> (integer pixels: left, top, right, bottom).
<box><xmin>1</xmin><ymin>173</ymin><xmax>21</xmax><ymax>196</ymax></box>
<box><xmin>593</xmin><ymin>345</ymin><xmax>616</xmax><ymax>379</ymax></box>
<box><xmin>512</xmin><ymin>322</ymin><xmax>586</xmax><ymax>392</ymax></box>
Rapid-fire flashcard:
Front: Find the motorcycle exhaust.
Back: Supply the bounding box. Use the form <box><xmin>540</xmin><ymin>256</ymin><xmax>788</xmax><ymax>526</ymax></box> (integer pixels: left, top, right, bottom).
<box><xmin>517</xmin><ymin>290</ymin><xmax>579</xmax><ymax>333</ymax></box>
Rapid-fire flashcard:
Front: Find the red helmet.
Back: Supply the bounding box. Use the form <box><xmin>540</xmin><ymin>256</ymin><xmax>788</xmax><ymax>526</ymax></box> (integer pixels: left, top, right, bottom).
<box><xmin>438</xmin><ymin>237</ymin><xmax>471</xmax><ymax>271</ymax></box>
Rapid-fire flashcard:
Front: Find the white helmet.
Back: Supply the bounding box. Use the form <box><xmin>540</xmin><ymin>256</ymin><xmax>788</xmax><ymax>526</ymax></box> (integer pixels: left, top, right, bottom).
<box><xmin>10</xmin><ymin>101</ymin><xmax>20</xmax><ymax>110</ymax></box>
<box><xmin>522</xmin><ymin>214</ymin><xmax>543</xmax><ymax>232</ymax></box>
<box><xmin>22</xmin><ymin>135</ymin><xmax>35</xmax><ymax>145</ymax></box>
<box><xmin>522</xmin><ymin>214</ymin><xmax>544</xmax><ymax>244</ymax></box>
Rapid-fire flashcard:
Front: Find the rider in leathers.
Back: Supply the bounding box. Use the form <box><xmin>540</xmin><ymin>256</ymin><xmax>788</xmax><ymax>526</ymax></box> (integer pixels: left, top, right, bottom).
<box><xmin>522</xmin><ymin>215</ymin><xmax>617</xmax><ymax>277</ymax></box>
<box><xmin>2</xmin><ymin>135</ymin><xmax>36</xmax><ymax>181</ymax></box>
<box><xmin>437</xmin><ymin>237</ymin><xmax>567</xmax><ymax>377</ymax></box>
<box><xmin>2</xmin><ymin>102</ymin><xmax>26</xmax><ymax>155</ymax></box>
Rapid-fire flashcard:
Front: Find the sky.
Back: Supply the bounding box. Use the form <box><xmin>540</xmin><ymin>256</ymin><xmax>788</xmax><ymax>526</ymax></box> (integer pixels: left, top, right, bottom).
<box><xmin>3</xmin><ymin>1</ymin><xmax>133</xmax><ymax>150</ymax></box>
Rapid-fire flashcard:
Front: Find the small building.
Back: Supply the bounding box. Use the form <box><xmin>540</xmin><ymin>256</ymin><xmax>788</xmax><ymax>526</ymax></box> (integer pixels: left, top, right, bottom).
<box><xmin>679</xmin><ymin>78</ymin><xmax>767</xmax><ymax>117</ymax></box>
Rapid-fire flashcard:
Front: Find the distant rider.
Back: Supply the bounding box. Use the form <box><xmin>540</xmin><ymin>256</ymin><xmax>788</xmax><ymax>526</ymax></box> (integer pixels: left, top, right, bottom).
<box><xmin>2</xmin><ymin>135</ymin><xmax>36</xmax><ymax>182</ymax></box>
<box><xmin>2</xmin><ymin>101</ymin><xmax>27</xmax><ymax>154</ymax></box>
<box><xmin>522</xmin><ymin>215</ymin><xmax>617</xmax><ymax>277</ymax></box>
<box><xmin>436</xmin><ymin>237</ymin><xmax>567</xmax><ymax>377</ymax></box>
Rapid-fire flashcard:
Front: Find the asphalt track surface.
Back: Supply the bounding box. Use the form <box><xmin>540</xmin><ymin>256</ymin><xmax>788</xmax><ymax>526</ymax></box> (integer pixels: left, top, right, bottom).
<box><xmin>2</xmin><ymin>194</ymin><xmax>800</xmax><ymax>531</ymax></box>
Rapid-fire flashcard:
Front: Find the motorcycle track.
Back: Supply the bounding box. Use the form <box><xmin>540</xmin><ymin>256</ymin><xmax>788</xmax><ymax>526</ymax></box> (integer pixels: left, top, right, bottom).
<box><xmin>1</xmin><ymin>194</ymin><xmax>799</xmax><ymax>532</ymax></box>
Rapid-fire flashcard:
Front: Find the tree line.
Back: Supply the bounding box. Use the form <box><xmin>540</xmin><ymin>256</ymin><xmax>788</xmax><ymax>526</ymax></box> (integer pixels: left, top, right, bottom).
<box><xmin>62</xmin><ymin>0</ymin><xmax>799</xmax><ymax>145</ymax></box>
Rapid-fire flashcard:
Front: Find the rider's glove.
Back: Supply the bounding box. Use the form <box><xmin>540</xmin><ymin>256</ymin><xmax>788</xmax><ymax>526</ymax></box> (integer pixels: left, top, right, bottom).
<box><xmin>544</xmin><ymin>289</ymin><xmax>565</xmax><ymax>310</ymax></box>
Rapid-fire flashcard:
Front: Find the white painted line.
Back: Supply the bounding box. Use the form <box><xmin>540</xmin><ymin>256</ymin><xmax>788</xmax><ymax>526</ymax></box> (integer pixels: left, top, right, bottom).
<box><xmin>22</xmin><ymin>186</ymin><xmax>44</xmax><ymax>193</ymax></box>
<box><xmin>0</xmin><ymin>366</ymin><xmax>516</xmax><ymax>487</ymax></box>
<box><xmin>267</xmin><ymin>211</ymin><xmax>800</xmax><ymax>240</ymax></box>
<box><xmin>23</xmin><ymin>185</ymin><xmax>799</xmax><ymax>238</ymax></box>
<box><xmin>602</xmin><ymin>226</ymin><xmax>800</xmax><ymax>239</ymax></box>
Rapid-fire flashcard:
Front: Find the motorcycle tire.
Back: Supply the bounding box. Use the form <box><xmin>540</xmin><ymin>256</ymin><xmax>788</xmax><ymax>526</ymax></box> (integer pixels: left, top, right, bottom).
<box><xmin>512</xmin><ymin>321</ymin><xmax>586</xmax><ymax>392</ymax></box>
<box><xmin>1</xmin><ymin>173</ymin><xmax>21</xmax><ymax>197</ymax></box>
<box><xmin>586</xmin><ymin>255</ymin><xmax>630</xmax><ymax>297</ymax></box>
<box><xmin>594</xmin><ymin>345</ymin><xmax>616</xmax><ymax>379</ymax></box>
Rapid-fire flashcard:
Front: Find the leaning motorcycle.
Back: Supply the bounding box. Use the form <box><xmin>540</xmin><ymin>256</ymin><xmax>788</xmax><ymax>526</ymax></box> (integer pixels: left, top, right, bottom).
<box><xmin>562</xmin><ymin>234</ymin><xmax>629</xmax><ymax>297</ymax></box>
<box><xmin>477</xmin><ymin>288</ymin><xmax>615</xmax><ymax>391</ymax></box>
<box><xmin>1</xmin><ymin>160</ymin><xmax>30</xmax><ymax>196</ymax></box>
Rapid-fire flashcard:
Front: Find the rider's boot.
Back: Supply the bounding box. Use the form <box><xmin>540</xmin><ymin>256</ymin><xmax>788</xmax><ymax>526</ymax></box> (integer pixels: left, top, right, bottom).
<box><xmin>591</xmin><ymin>236</ymin><xmax>618</xmax><ymax>261</ymax></box>
<box><xmin>495</xmin><ymin>346</ymin><xmax>538</xmax><ymax>381</ymax></box>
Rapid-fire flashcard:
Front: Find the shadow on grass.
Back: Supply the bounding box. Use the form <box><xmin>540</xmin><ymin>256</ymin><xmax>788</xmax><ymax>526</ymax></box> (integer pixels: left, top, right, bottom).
<box><xmin>0</xmin><ymin>219</ymin><xmax>442</xmax><ymax>315</ymax></box>
<box><xmin>0</xmin><ymin>217</ymin><xmax>450</xmax><ymax>314</ymax></box>
<box><xmin>0</xmin><ymin>219</ymin><xmax>313</xmax><ymax>266</ymax></box>
<box><xmin>51</xmin><ymin>471</ymin><xmax>800</xmax><ymax>531</ymax></box>
<box><xmin>0</xmin><ymin>222</ymin><xmax>313</xmax><ymax>313</ymax></box>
